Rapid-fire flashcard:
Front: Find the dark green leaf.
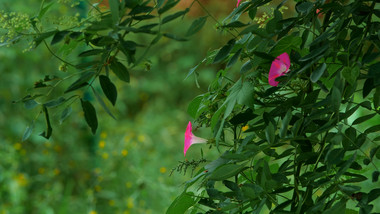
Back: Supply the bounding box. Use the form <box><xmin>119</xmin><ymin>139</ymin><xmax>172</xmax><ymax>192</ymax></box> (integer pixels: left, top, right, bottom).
<box><xmin>158</xmin><ymin>0</ymin><xmax>180</xmax><ymax>14</ymax></box>
<box><xmin>368</xmin><ymin>188</ymin><xmax>380</xmax><ymax>203</ymax></box>
<box><xmin>51</xmin><ymin>31</ymin><xmax>69</xmax><ymax>45</ymax></box>
<box><xmin>40</xmin><ymin>106</ymin><xmax>52</xmax><ymax>139</ymax></box>
<box><xmin>372</xmin><ymin>171</ymin><xmax>379</xmax><ymax>182</ymax></box>
<box><xmin>186</xmin><ymin>16</ymin><xmax>207</xmax><ymax>36</ymax></box>
<box><xmin>78</xmin><ymin>49</ymin><xmax>105</xmax><ymax>57</ymax></box>
<box><xmin>22</xmin><ymin>123</ymin><xmax>34</xmax><ymax>141</ymax></box>
<box><xmin>129</xmin><ymin>5</ymin><xmax>153</xmax><ymax>15</ymax></box>
<box><xmin>213</xmin><ymin>39</ymin><xmax>235</xmax><ymax>64</ymax></box>
<box><xmin>110</xmin><ymin>61</ymin><xmax>130</xmax><ymax>82</ymax></box>
<box><xmin>311</xmin><ymin>63</ymin><xmax>326</xmax><ymax>83</ymax></box>
<box><xmin>280</xmin><ymin>109</ymin><xmax>292</xmax><ymax>138</ymax></box>
<box><xmin>223</xmin><ymin>21</ymin><xmax>249</xmax><ymax>28</ymax></box>
<box><xmin>227</xmin><ymin>48</ymin><xmax>242</xmax><ymax>68</ymax></box>
<box><xmin>99</xmin><ymin>75</ymin><xmax>117</xmax><ymax>106</ymax></box>
<box><xmin>64</xmin><ymin>71</ymin><xmax>95</xmax><ymax>93</ymax></box>
<box><xmin>363</xmin><ymin>78</ymin><xmax>374</xmax><ymax>98</ymax></box>
<box><xmin>162</xmin><ymin>9</ymin><xmax>189</xmax><ymax>25</ymax></box>
<box><xmin>352</xmin><ymin>113</ymin><xmax>376</xmax><ymax>125</ymax></box>
<box><xmin>81</xmin><ymin>99</ymin><xmax>98</xmax><ymax>134</ymax></box>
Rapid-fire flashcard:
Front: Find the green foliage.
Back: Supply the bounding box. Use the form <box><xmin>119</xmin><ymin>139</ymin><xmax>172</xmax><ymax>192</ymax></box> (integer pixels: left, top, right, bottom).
<box><xmin>1</xmin><ymin>0</ymin><xmax>380</xmax><ymax>213</ymax></box>
<box><xmin>168</xmin><ymin>0</ymin><xmax>380</xmax><ymax>213</ymax></box>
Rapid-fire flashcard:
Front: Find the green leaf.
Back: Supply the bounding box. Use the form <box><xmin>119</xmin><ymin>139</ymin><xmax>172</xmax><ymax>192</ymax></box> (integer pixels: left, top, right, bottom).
<box><xmin>265</xmin><ymin>122</ymin><xmax>275</xmax><ymax>144</ymax></box>
<box><xmin>22</xmin><ymin>122</ymin><xmax>34</xmax><ymax>141</ymax></box>
<box><xmin>166</xmin><ymin>191</ymin><xmax>196</xmax><ymax>214</ymax></box>
<box><xmin>365</xmin><ymin>125</ymin><xmax>380</xmax><ymax>134</ymax></box>
<box><xmin>110</xmin><ymin>61</ymin><xmax>130</xmax><ymax>82</ymax></box>
<box><xmin>362</xmin><ymin>78</ymin><xmax>374</xmax><ymax>98</ymax></box>
<box><xmin>99</xmin><ymin>75</ymin><xmax>117</xmax><ymax>106</ymax></box>
<box><xmin>296</xmin><ymin>2</ymin><xmax>314</xmax><ymax>14</ymax></box>
<box><xmin>24</xmin><ymin>99</ymin><xmax>38</xmax><ymax>109</ymax></box>
<box><xmin>60</xmin><ymin>106</ymin><xmax>72</xmax><ymax>124</ymax></box>
<box><xmin>323</xmin><ymin>198</ymin><xmax>346</xmax><ymax>214</ymax></box>
<box><xmin>352</xmin><ymin>113</ymin><xmax>376</xmax><ymax>126</ymax></box>
<box><xmin>368</xmin><ymin>188</ymin><xmax>380</xmax><ymax>203</ymax></box>
<box><xmin>331</xmin><ymin>86</ymin><xmax>342</xmax><ymax>113</ymax></box>
<box><xmin>81</xmin><ymin>99</ymin><xmax>98</xmax><ymax>134</ymax></box>
<box><xmin>158</xmin><ymin>0</ymin><xmax>180</xmax><ymax>14</ymax></box>
<box><xmin>342</xmin><ymin>66</ymin><xmax>360</xmax><ymax>85</ymax></box>
<box><xmin>38</xmin><ymin>2</ymin><xmax>55</xmax><ymax>19</ymax></box>
<box><xmin>163</xmin><ymin>33</ymin><xmax>187</xmax><ymax>41</ymax></box>
<box><xmin>311</xmin><ymin>63</ymin><xmax>326</xmax><ymax>83</ymax></box>
<box><xmin>280</xmin><ymin>109</ymin><xmax>292</xmax><ymax>138</ymax></box>
<box><xmin>336</xmin><ymin>153</ymin><xmax>357</xmax><ymax>179</ymax></box>
<box><xmin>40</xmin><ymin>106</ymin><xmax>52</xmax><ymax>139</ymax></box>
<box><xmin>78</xmin><ymin>49</ymin><xmax>105</xmax><ymax>57</ymax></box>
<box><xmin>43</xmin><ymin>97</ymin><xmax>66</xmax><ymax>108</ymax></box>
<box><xmin>209</xmin><ymin>163</ymin><xmax>247</xmax><ymax>181</ymax></box>
<box><xmin>34</xmin><ymin>30</ymin><xmax>58</xmax><ymax>47</ymax></box>
<box><xmin>186</xmin><ymin>16</ymin><xmax>207</xmax><ymax>36</ymax></box>
<box><xmin>162</xmin><ymin>9</ymin><xmax>189</xmax><ymax>25</ymax></box>
<box><xmin>240</xmin><ymin>60</ymin><xmax>252</xmax><ymax>74</ymax></box>
<box><xmin>64</xmin><ymin>71</ymin><xmax>95</xmax><ymax>93</ymax></box>
<box><xmin>51</xmin><ymin>31</ymin><xmax>69</xmax><ymax>45</ymax></box>
<box><xmin>227</xmin><ymin>48</ymin><xmax>242</xmax><ymax>68</ymax></box>
<box><xmin>270</xmin><ymin>35</ymin><xmax>302</xmax><ymax>56</ymax></box>
<box><xmin>213</xmin><ymin>39</ymin><xmax>235</xmax><ymax>64</ymax></box>
<box><xmin>299</xmin><ymin>45</ymin><xmax>329</xmax><ymax>62</ymax></box>
<box><xmin>109</xmin><ymin>0</ymin><xmax>120</xmax><ymax>25</ymax></box>
<box><xmin>223</xmin><ymin>21</ymin><xmax>249</xmax><ymax>28</ymax></box>
<box><xmin>91</xmin><ymin>87</ymin><xmax>116</xmax><ymax>120</ymax></box>
<box><xmin>187</xmin><ymin>95</ymin><xmax>203</xmax><ymax>118</ymax></box>
<box><xmin>372</xmin><ymin>171</ymin><xmax>379</xmax><ymax>182</ymax></box>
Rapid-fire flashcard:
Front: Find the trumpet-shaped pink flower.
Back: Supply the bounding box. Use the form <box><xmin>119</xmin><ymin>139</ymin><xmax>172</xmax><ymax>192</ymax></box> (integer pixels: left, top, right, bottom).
<box><xmin>184</xmin><ymin>121</ymin><xmax>207</xmax><ymax>156</ymax></box>
<box><xmin>236</xmin><ymin>0</ymin><xmax>241</xmax><ymax>7</ymax></box>
<box><xmin>268</xmin><ymin>52</ymin><xmax>291</xmax><ymax>87</ymax></box>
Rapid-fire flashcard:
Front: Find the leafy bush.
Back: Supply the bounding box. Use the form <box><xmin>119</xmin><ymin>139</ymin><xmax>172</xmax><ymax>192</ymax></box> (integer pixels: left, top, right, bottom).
<box><xmin>1</xmin><ymin>0</ymin><xmax>380</xmax><ymax>213</ymax></box>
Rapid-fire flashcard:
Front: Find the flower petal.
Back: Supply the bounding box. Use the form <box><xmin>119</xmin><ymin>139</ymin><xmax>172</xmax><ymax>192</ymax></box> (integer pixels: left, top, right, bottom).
<box><xmin>236</xmin><ymin>0</ymin><xmax>241</xmax><ymax>7</ymax></box>
<box><xmin>184</xmin><ymin>121</ymin><xmax>207</xmax><ymax>156</ymax></box>
<box><xmin>268</xmin><ymin>52</ymin><xmax>290</xmax><ymax>86</ymax></box>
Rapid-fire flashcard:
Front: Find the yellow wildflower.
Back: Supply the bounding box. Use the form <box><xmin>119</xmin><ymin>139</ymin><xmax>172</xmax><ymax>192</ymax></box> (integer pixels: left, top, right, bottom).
<box><xmin>121</xmin><ymin>149</ymin><xmax>128</xmax><ymax>157</ymax></box>
<box><xmin>160</xmin><ymin>167</ymin><xmax>167</xmax><ymax>174</ymax></box>
<box><xmin>99</xmin><ymin>141</ymin><xmax>105</xmax><ymax>149</ymax></box>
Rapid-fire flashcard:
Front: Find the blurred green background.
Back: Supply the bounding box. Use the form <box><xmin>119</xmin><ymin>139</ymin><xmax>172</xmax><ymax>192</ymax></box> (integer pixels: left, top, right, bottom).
<box><xmin>0</xmin><ymin>0</ymin><xmax>234</xmax><ymax>213</ymax></box>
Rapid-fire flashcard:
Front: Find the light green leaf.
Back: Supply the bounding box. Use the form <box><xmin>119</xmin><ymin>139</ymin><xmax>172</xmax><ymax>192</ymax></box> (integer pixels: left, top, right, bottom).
<box><xmin>166</xmin><ymin>191</ymin><xmax>196</xmax><ymax>214</ymax></box>
<box><xmin>109</xmin><ymin>0</ymin><xmax>120</xmax><ymax>25</ymax></box>
<box><xmin>209</xmin><ymin>163</ymin><xmax>247</xmax><ymax>181</ymax></box>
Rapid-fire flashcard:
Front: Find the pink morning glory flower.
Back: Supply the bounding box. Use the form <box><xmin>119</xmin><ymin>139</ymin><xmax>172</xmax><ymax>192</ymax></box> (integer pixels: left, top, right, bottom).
<box><xmin>184</xmin><ymin>121</ymin><xmax>207</xmax><ymax>156</ymax></box>
<box><xmin>268</xmin><ymin>52</ymin><xmax>291</xmax><ymax>87</ymax></box>
<box><xmin>236</xmin><ymin>0</ymin><xmax>242</xmax><ymax>7</ymax></box>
